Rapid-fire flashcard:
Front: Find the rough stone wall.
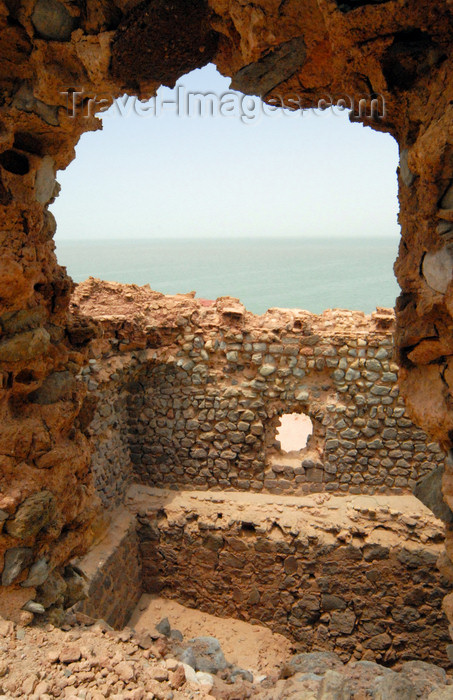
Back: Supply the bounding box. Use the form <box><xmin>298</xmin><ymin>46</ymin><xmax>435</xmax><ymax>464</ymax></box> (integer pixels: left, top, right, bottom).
<box><xmin>128</xmin><ymin>485</ymin><xmax>452</xmax><ymax>669</ymax></box>
<box><xmin>74</xmin><ymin>280</ymin><xmax>446</xmax><ymax>502</ymax></box>
<box><xmin>74</xmin><ymin>509</ymin><xmax>142</xmax><ymax>629</ymax></box>
<box><xmin>85</xmin><ymin>379</ymin><xmax>132</xmax><ymax>509</ymax></box>
<box><xmin>0</xmin><ymin>0</ymin><xmax>452</xmax><ymax>628</ymax></box>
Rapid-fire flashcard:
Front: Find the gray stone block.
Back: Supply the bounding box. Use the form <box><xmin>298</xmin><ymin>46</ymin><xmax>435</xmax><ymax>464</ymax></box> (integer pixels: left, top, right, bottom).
<box><xmin>414</xmin><ymin>465</ymin><xmax>453</xmax><ymax>523</ymax></box>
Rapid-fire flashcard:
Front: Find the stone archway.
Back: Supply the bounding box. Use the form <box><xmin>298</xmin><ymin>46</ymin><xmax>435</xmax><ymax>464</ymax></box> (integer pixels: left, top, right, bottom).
<box><xmin>0</xmin><ymin>0</ymin><xmax>453</xmax><ymax>637</ymax></box>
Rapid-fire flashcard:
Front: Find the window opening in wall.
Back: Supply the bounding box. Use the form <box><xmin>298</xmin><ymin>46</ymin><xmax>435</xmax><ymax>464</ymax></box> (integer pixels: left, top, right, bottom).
<box><xmin>53</xmin><ymin>64</ymin><xmax>400</xmax><ymax>316</ymax></box>
<box><xmin>276</xmin><ymin>412</ymin><xmax>313</xmax><ymax>453</ymax></box>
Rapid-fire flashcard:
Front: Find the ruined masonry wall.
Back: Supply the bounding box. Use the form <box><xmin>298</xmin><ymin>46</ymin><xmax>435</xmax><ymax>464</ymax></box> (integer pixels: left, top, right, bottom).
<box><xmin>127</xmin><ymin>486</ymin><xmax>452</xmax><ymax>669</ymax></box>
<box><xmin>74</xmin><ymin>510</ymin><xmax>142</xmax><ymax>629</ymax></box>
<box><xmin>85</xmin><ymin>379</ymin><xmax>132</xmax><ymax>510</ymax></box>
<box><xmin>75</xmin><ymin>284</ymin><xmax>446</xmax><ymax>510</ymax></box>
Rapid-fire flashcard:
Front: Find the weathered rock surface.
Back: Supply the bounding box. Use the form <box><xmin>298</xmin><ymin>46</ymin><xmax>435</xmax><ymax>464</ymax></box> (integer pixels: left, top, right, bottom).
<box><xmin>181</xmin><ymin>636</ymin><xmax>228</xmax><ymax>674</ymax></box>
<box><xmin>374</xmin><ymin>674</ymin><xmax>416</xmax><ymax>700</ymax></box>
<box><xmin>1</xmin><ymin>548</ymin><xmax>33</xmax><ymax>586</ymax></box>
<box><xmin>415</xmin><ymin>466</ymin><xmax>453</xmax><ymax>523</ymax></box>
<box><xmin>280</xmin><ymin>651</ymin><xmax>343</xmax><ymax>678</ymax></box>
<box><xmin>5</xmin><ymin>490</ymin><xmax>56</xmax><ymax>539</ymax></box>
<box><xmin>20</xmin><ymin>557</ymin><xmax>49</xmax><ymax>587</ymax></box>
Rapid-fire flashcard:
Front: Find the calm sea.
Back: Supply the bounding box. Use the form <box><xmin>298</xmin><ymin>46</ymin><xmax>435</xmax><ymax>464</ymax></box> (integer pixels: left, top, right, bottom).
<box><xmin>55</xmin><ymin>237</ymin><xmax>400</xmax><ymax>316</ymax></box>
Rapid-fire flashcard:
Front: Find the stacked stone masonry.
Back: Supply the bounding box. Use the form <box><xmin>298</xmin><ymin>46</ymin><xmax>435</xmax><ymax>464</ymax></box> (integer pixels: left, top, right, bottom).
<box><xmin>74</xmin><ymin>280</ymin><xmax>447</xmax><ymax>509</ymax></box>
<box><xmin>66</xmin><ymin>481</ymin><xmax>453</xmax><ymax>670</ymax></box>
<box><xmin>75</xmin><ymin>509</ymin><xmax>142</xmax><ymax>629</ymax></box>
<box><xmin>86</xmin><ymin>380</ymin><xmax>133</xmax><ymax>510</ymax></box>
<box><xmin>127</xmin><ymin>485</ymin><xmax>452</xmax><ymax>669</ymax></box>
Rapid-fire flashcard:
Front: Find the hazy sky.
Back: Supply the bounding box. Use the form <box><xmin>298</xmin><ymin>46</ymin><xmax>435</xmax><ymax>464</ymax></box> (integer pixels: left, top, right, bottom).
<box><xmin>52</xmin><ymin>63</ymin><xmax>400</xmax><ymax>241</ymax></box>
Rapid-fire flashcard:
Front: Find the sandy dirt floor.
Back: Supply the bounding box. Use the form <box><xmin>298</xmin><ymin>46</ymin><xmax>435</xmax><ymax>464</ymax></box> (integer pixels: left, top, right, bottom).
<box><xmin>129</xmin><ymin>595</ymin><xmax>294</xmax><ymax>679</ymax></box>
